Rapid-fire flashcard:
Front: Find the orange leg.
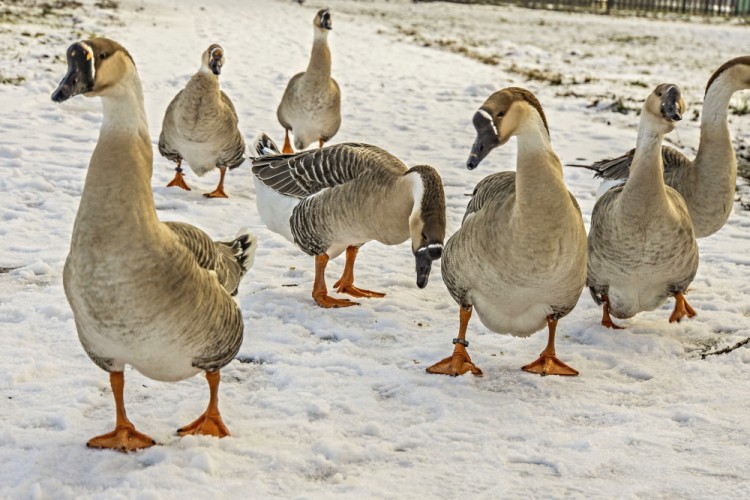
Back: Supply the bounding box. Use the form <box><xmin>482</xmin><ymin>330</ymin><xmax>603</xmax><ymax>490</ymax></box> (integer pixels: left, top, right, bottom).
<box><xmin>166</xmin><ymin>160</ymin><xmax>191</xmax><ymax>191</ymax></box>
<box><xmin>522</xmin><ymin>317</ymin><xmax>579</xmax><ymax>376</ymax></box>
<box><xmin>177</xmin><ymin>371</ymin><xmax>230</xmax><ymax>438</ymax></box>
<box><xmin>332</xmin><ymin>246</ymin><xmax>386</xmax><ymax>299</ymax></box>
<box><xmin>312</xmin><ymin>254</ymin><xmax>359</xmax><ymax>308</ymax></box>
<box><xmin>601</xmin><ymin>297</ymin><xmax>624</xmax><ymax>329</ymax></box>
<box><xmin>669</xmin><ymin>291</ymin><xmax>697</xmax><ymax>323</ymax></box>
<box><xmin>87</xmin><ymin>371</ymin><xmax>157</xmax><ymax>452</ymax></box>
<box><xmin>282</xmin><ymin>130</ymin><xmax>294</xmax><ymax>154</ymax></box>
<box><xmin>203</xmin><ymin>168</ymin><xmax>228</xmax><ymax>198</ymax></box>
<box><xmin>318</xmin><ymin>138</ymin><xmax>324</xmax><ymax>148</ymax></box>
<box><xmin>426</xmin><ymin>306</ymin><xmax>483</xmax><ymax>376</ymax></box>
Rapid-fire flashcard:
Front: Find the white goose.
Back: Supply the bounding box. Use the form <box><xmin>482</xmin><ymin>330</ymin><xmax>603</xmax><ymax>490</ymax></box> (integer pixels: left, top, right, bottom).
<box><xmin>251</xmin><ymin>134</ymin><xmax>445</xmax><ymax>308</ymax></box>
<box><xmin>587</xmin><ymin>84</ymin><xmax>698</xmax><ymax>328</ymax></box>
<box><xmin>159</xmin><ymin>44</ymin><xmax>246</xmax><ymax>198</ymax></box>
<box><xmin>277</xmin><ymin>9</ymin><xmax>341</xmax><ymax>154</ymax></box>
<box><xmin>427</xmin><ymin>88</ymin><xmax>587</xmax><ymax>377</ymax></box>
<box><xmin>572</xmin><ymin>56</ymin><xmax>750</xmax><ymax>238</ymax></box>
<box><xmin>52</xmin><ymin>38</ymin><xmax>256</xmax><ymax>452</ymax></box>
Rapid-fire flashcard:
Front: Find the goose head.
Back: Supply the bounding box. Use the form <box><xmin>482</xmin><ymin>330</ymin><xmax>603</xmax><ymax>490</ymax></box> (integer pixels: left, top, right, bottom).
<box><xmin>467</xmin><ymin>87</ymin><xmax>550</xmax><ymax>170</ymax></box>
<box><xmin>407</xmin><ymin>166</ymin><xmax>446</xmax><ymax>289</ymax></box>
<box><xmin>202</xmin><ymin>44</ymin><xmax>225</xmax><ymax>76</ymax></box>
<box><xmin>705</xmin><ymin>55</ymin><xmax>750</xmax><ymax>94</ymax></box>
<box><xmin>314</xmin><ymin>9</ymin><xmax>333</xmax><ymax>31</ymax></box>
<box><xmin>643</xmin><ymin>83</ymin><xmax>684</xmax><ymax>134</ymax></box>
<box><xmin>51</xmin><ymin>38</ymin><xmax>135</xmax><ymax>102</ymax></box>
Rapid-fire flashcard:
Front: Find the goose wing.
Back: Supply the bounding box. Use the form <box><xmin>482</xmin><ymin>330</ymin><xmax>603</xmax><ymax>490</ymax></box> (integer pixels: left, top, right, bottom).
<box><xmin>220</xmin><ymin>90</ymin><xmax>239</xmax><ymax>124</ymax></box>
<box><xmin>164</xmin><ymin>222</ymin><xmax>256</xmax><ymax>296</ymax></box>
<box><xmin>157</xmin><ymin>89</ymin><xmax>185</xmax><ymax>160</ymax></box>
<box><xmin>570</xmin><ymin>146</ymin><xmax>690</xmax><ymax>182</ymax></box>
<box><xmin>462</xmin><ymin>171</ymin><xmax>516</xmax><ymax>223</ymax></box>
<box><xmin>251</xmin><ymin>143</ymin><xmax>399</xmax><ymax>199</ymax></box>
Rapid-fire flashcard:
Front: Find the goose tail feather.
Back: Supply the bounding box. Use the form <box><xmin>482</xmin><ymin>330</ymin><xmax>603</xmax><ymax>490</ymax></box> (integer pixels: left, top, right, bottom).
<box><xmin>228</xmin><ymin>228</ymin><xmax>258</xmax><ymax>275</ymax></box>
<box><xmin>252</xmin><ymin>133</ymin><xmax>282</xmax><ymax>158</ymax></box>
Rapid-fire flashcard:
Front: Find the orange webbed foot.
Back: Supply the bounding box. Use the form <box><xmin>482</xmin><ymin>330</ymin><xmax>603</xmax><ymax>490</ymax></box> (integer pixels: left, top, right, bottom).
<box><xmin>166</xmin><ymin>170</ymin><xmax>191</xmax><ymax>191</ymax></box>
<box><xmin>313</xmin><ymin>293</ymin><xmax>359</xmax><ymax>308</ymax></box>
<box><xmin>601</xmin><ymin>300</ymin><xmax>624</xmax><ymax>329</ymax></box>
<box><xmin>333</xmin><ymin>280</ymin><xmax>386</xmax><ymax>299</ymax></box>
<box><xmin>87</xmin><ymin>423</ymin><xmax>157</xmax><ymax>452</ymax></box>
<box><xmin>602</xmin><ymin>318</ymin><xmax>624</xmax><ymax>330</ymax></box>
<box><xmin>426</xmin><ymin>345</ymin><xmax>483</xmax><ymax>377</ymax></box>
<box><xmin>522</xmin><ymin>354</ymin><xmax>578</xmax><ymax>377</ymax></box>
<box><xmin>669</xmin><ymin>291</ymin><xmax>697</xmax><ymax>323</ymax></box>
<box><xmin>203</xmin><ymin>187</ymin><xmax>228</xmax><ymax>198</ymax></box>
<box><xmin>178</xmin><ymin>411</ymin><xmax>230</xmax><ymax>438</ymax></box>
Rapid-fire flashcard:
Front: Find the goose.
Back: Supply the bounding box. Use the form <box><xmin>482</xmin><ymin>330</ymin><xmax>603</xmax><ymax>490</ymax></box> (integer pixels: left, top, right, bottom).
<box><xmin>51</xmin><ymin>38</ymin><xmax>257</xmax><ymax>452</ymax></box>
<box><xmin>570</xmin><ymin>56</ymin><xmax>750</xmax><ymax>238</ymax></box>
<box><xmin>277</xmin><ymin>9</ymin><xmax>341</xmax><ymax>154</ymax></box>
<box><xmin>251</xmin><ymin>134</ymin><xmax>445</xmax><ymax>308</ymax></box>
<box><xmin>426</xmin><ymin>88</ymin><xmax>587</xmax><ymax>377</ymax></box>
<box><xmin>159</xmin><ymin>44</ymin><xmax>246</xmax><ymax>198</ymax></box>
<box><xmin>587</xmin><ymin>84</ymin><xmax>698</xmax><ymax>329</ymax></box>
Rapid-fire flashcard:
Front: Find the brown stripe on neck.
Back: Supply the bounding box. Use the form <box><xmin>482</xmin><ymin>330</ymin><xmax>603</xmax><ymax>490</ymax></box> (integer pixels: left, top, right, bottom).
<box><xmin>705</xmin><ymin>56</ymin><xmax>750</xmax><ymax>95</ymax></box>
<box><xmin>406</xmin><ymin>165</ymin><xmax>446</xmax><ymax>243</ymax></box>
<box><xmin>504</xmin><ymin>87</ymin><xmax>550</xmax><ymax>137</ymax></box>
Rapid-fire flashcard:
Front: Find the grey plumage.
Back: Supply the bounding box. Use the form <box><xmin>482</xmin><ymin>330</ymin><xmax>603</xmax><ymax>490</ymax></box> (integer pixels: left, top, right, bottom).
<box><xmin>253</xmin><ymin>142</ymin><xmax>430</xmax><ymax>257</ymax></box>
<box><xmin>166</xmin><ymin>222</ymin><xmax>256</xmax><ymax>296</ymax></box>
<box><xmin>442</xmin><ymin>171</ymin><xmax>585</xmax><ymax>324</ymax></box>
<box><xmin>570</xmin><ymin>146</ymin><xmax>689</xmax><ymax>186</ymax></box>
<box><xmin>159</xmin><ymin>87</ymin><xmax>245</xmax><ymax>172</ymax></box>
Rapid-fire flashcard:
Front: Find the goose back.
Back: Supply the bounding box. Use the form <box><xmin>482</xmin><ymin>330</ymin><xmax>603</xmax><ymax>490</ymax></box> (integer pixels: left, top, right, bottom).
<box><xmin>253</xmin><ymin>144</ymin><xmax>412</xmax><ymax>258</ymax></box>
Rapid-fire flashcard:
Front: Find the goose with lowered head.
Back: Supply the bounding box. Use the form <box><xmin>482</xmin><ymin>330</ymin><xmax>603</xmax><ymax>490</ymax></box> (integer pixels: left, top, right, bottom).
<box><xmin>251</xmin><ymin>134</ymin><xmax>445</xmax><ymax>308</ymax></box>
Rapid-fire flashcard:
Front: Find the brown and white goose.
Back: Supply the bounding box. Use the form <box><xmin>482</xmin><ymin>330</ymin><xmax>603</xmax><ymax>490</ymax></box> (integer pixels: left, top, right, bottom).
<box><xmin>52</xmin><ymin>38</ymin><xmax>256</xmax><ymax>452</ymax></box>
<box><xmin>426</xmin><ymin>88</ymin><xmax>587</xmax><ymax>377</ymax></box>
<box><xmin>572</xmin><ymin>56</ymin><xmax>750</xmax><ymax>238</ymax></box>
<box><xmin>277</xmin><ymin>9</ymin><xmax>341</xmax><ymax>154</ymax></box>
<box><xmin>251</xmin><ymin>134</ymin><xmax>445</xmax><ymax>308</ymax></box>
<box><xmin>159</xmin><ymin>44</ymin><xmax>246</xmax><ymax>198</ymax></box>
<box><xmin>587</xmin><ymin>84</ymin><xmax>698</xmax><ymax>328</ymax></box>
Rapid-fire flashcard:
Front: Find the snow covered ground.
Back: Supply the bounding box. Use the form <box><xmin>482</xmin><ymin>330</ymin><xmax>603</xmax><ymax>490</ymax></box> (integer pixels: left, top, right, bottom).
<box><xmin>1</xmin><ymin>0</ymin><xmax>750</xmax><ymax>497</ymax></box>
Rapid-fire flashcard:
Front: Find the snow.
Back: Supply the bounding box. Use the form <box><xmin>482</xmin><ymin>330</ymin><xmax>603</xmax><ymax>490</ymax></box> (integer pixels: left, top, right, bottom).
<box><xmin>1</xmin><ymin>0</ymin><xmax>750</xmax><ymax>497</ymax></box>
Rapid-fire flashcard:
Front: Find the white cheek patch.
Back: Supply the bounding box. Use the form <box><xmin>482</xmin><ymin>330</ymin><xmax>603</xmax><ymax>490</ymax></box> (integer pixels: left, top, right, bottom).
<box><xmin>426</xmin><ymin>243</ymin><xmax>443</xmax><ymax>251</ymax></box>
<box><xmin>478</xmin><ymin>109</ymin><xmax>498</xmax><ymax>135</ymax></box>
<box><xmin>79</xmin><ymin>42</ymin><xmax>96</xmax><ymax>82</ymax></box>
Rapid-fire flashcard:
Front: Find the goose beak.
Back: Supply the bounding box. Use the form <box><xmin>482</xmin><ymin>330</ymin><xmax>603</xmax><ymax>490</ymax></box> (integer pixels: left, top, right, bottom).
<box><xmin>51</xmin><ymin>43</ymin><xmax>95</xmax><ymax>103</ymax></box>
<box><xmin>209</xmin><ymin>48</ymin><xmax>223</xmax><ymax>76</ymax></box>
<box><xmin>467</xmin><ymin>110</ymin><xmax>500</xmax><ymax>170</ymax></box>
<box><xmin>414</xmin><ymin>243</ymin><xmax>443</xmax><ymax>289</ymax></box>
<box><xmin>661</xmin><ymin>85</ymin><xmax>683</xmax><ymax>122</ymax></box>
<box><xmin>320</xmin><ymin>11</ymin><xmax>333</xmax><ymax>30</ymax></box>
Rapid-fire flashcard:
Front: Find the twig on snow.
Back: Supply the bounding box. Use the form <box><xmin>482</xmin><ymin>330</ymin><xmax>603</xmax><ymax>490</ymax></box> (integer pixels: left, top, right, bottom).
<box><xmin>701</xmin><ymin>337</ymin><xmax>750</xmax><ymax>359</ymax></box>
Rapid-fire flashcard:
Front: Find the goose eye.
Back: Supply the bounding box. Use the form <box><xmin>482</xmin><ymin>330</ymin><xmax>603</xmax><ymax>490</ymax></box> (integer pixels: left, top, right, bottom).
<box><xmin>656</xmin><ymin>92</ymin><xmax>662</xmax><ymax>97</ymax></box>
<box><xmin>99</xmin><ymin>52</ymin><xmax>108</xmax><ymax>60</ymax></box>
<box><xmin>496</xmin><ymin>112</ymin><xmax>504</xmax><ymax>118</ymax></box>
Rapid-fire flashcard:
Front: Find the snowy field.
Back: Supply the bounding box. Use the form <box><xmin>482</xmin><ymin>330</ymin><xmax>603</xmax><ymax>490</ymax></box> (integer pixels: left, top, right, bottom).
<box><xmin>1</xmin><ymin>0</ymin><xmax>750</xmax><ymax>497</ymax></box>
